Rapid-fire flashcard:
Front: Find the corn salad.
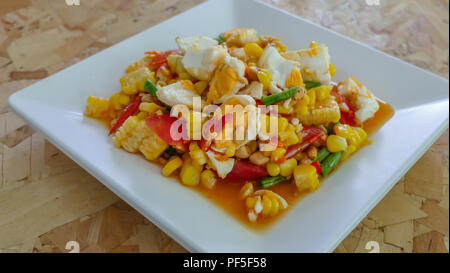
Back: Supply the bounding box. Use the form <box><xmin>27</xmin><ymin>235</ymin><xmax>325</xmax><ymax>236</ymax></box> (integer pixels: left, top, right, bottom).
<box><xmin>84</xmin><ymin>28</ymin><xmax>392</xmax><ymax>225</ymax></box>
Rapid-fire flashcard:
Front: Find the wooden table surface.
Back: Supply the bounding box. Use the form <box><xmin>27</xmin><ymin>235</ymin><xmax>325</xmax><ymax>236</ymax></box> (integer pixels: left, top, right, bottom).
<box><xmin>0</xmin><ymin>0</ymin><xmax>448</xmax><ymax>253</ymax></box>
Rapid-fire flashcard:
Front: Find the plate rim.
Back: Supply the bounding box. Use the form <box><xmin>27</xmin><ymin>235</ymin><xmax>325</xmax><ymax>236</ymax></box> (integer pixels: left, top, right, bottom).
<box><xmin>8</xmin><ymin>0</ymin><xmax>450</xmax><ymax>253</ymax></box>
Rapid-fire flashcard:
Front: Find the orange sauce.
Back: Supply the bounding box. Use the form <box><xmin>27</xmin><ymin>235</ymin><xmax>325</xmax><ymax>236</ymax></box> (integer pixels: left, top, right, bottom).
<box><xmin>363</xmin><ymin>100</ymin><xmax>395</xmax><ymax>135</ymax></box>
<box><xmin>189</xmin><ymin>99</ymin><xmax>395</xmax><ymax>230</ymax></box>
<box><xmin>194</xmin><ymin>178</ymin><xmax>311</xmax><ymax>231</ymax></box>
<box><xmin>92</xmin><ymin>99</ymin><xmax>395</xmax><ymax>230</ymax></box>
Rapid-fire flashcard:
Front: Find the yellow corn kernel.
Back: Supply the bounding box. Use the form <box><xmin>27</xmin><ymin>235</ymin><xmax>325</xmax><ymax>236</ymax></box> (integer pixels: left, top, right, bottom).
<box><xmin>189</xmin><ymin>142</ymin><xmax>200</xmax><ymax>151</ymax></box>
<box><xmin>294</xmin><ymin>164</ymin><xmax>319</xmax><ymax>192</ymax></box>
<box><xmin>299</xmin><ymin>102</ymin><xmax>341</xmax><ymax>126</ymax></box>
<box><xmin>126</xmin><ymin>62</ymin><xmax>140</xmax><ymax>74</ymax></box>
<box><xmin>278</xmin><ymin>105</ymin><xmax>292</xmax><ymax>114</ymax></box>
<box><xmin>279</xmin><ymin>158</ymin><xmax>297</xmax><ymax>177</ymax></box>
<box><xmin>139</xmin><ymin>130</ymin><xmax>169</xmax><ymax>160</ymax></box>
<box><xmin>167</xmin><ymin>54</ymin><xmax>178</xmax><ymax>71</ymax></box>
<box><xmin>139</xmin><ymin>102</ymin><xmax>161</xmax><ymax>114</ymax></box>
<box><xmin>112</xmin><ymin>116</ymin><xmax>139</xmax><ymax>150</ymax></box>
<box><xmin>315</xmin><ymin>85</ymin><xmax>332</xmax><ymax>101</ymax></box>
<box><xmin>246</xmin><ymin>196</ymin><xmax>257</xmax><ymax>209</ymax></box>
<box><xmin>279</xmin><ymin>124</ymin><xmax>296</xmax><ymax>142</ymax></box>
<box><xmin>266</xmin><ymin>115</ymin><xmax>278</xmax><ymax>133</ymax></box>
<box><xmin>342</xmin><ymin>144</ymin><xmax>357</xmax><ymax>161</ymax></box>
<box><xmin>329</xmin><ymin>63</ymin><xmax>336</xmax><ymax>77</ymax></box>
<box><xmin>159</xmin><ymin>65</ymin><xmax>171</xmax><ymax>76</ymax></box>
<box><xmin>191</xmin><ymin>149</ymin><xmax>207</xmax><ymax>166</ymax></box>
<box><xmin>334</xmin><ymin>124</ymin><xmax>351</xmax><ymax>137</ymax></box>
<box><xmin>263</xmin><ymin>151</ymin><xmax>272</xmax><ymax>157</ymax></box>
<box><xmin>239</xmin><ymin>182</ymin><xmax>254</xmax><ymax>199</ymax></box>
<box><xmin>309</xmin><ymin>41</ymin><xmax>319</xmax><ymax>48</ymax></box>
<box><xmin>192</xmin><ymin>159</ymin><xmax>204</xmax><ymax>172</ymax></box>
<box><xmin>244</xmin><ymin>43</ymin><xmax>264</xmax><ymax>58</ymax></box>
<box><xmin>167</xmin><ymin>54</ymin><xmax>185</xmax><ymax>74</ymax></box>
<box><xmin>126</xmin><ymin>55</ymin><xmax>154</xmax><ymax>73</ymax></box>
<box><xmin>257</xmin><ymin>69</ymin><xmax>272</xmax><ymax>90</ymax></box>
<box><xmin>271</xmin><ymin>148</ymin><xmax>286</xmax><ymax>162</ymax></box>
<box><xmin>269</xmin><ymin>195</ymin><xmax>280</xmax><ymax>217</ymax></box>
<box><xmin>295</xmin><ymin>95</ymin><xmax>310</xmax><ymax>116</ymax></box>
<box><xmin>327</xmin><ymin>135</ymin><xmax>348</xmax><ymax>152</ymax></box>
<box><xmin>353</xmin><ymin>127</ymin><xmax>367</xmax><ymax>143</ymax></box>
<box><xmin>194</xmin><ymin>80</ymin><xmax>208</xmax><ymax>95</ymax></box>
<box><xmin>162</xmin><ymin>157</ymin><xmax>183</xmax><ymax>177</ymax></box>
<box><xmin>296</xmin><ymin>105</ymin><xmax>308</xmax><ymax>116</ymax></box>
<box><xmin>334</xmin><ymin>124</ymin><xmax>362</xmax><ymax>146</ymax></box>
<box><xmin>349</xmin><ymin>133</ymin><xmax>361</xmax><ymax>147</ymax></box>
<box><xmin>119</xmin><ymin>94</ymin><xmax>130</xmax><ymax>104</ymax></box>
<box><xmin>278</xmin><ymin>117</ymin><xmax>289</xmax><ymax>132</ymax></box>
<box><xmin>200</xmin><ymin>169</ymin><xmax>217</xmax><ymax>189</ymax></box>
<box><xmin>283</xmin><ymin>132</ymin><xmax>300</xmax><ymax>147</ymax></box>
<box><xmin>120</xmin><ymin>67</ymin><xmax>155</xmax><ymax>95</ymax></box>
<box><xmin>214</xmin><ymin>140</ymin><xmax>231</xmax><ymax>150</ymax></box>
<box><xmin>266</xmin><ymin>163</ymin><xmax>281</xmax><ymax>177</ymax></box>
<box><xmin>168</xmin><ymin>79</ymin><xmax>177</xmax><ymax>85</ymax></box>
<box><xmin>110</xmin><ymin>93</ymin><xmax>130</xmax><ymax>110</ymax></box>
<box><xmin>85</xmin><ymin>96</ymin><xmax>111</xmax><ymax>118</ymax></box>
<box><xmin>189</xmin><ymin>143</ymin><xmax>207</xmax><ymax>166</ymax></box>
<box><xmin>225</xmin><ymin>144</ymin><xmax>236</xmax><ymax>157</ymax></box>
<box><xmin>180</xmin><ymin>163</ymin><xmax>201</xmax><ymax>186</ymax></box>
<box><xmin>136</xmin><ymin>111</ymin><xmax>148</xmax><ymax>120</ymax></box>
<box><xmin>307</xmin><ymin>88</ymin><xmax>316</xmax><ymax>107</ymax></box>
<box><xmin>182</xmin><ymin>152</ymin><xmax>191</xmax><ymax>163</ymax></box>
<box><xmin>302</xmin><ymin>94</ymin><xmax>310</xmax><ymax>105</ymax></box>
<box><xmin>262</xmin><ymin>195</ymin><xmax>273</xmax><ymax>217</ymax></box>
<box><xmin>287</xmin><ymin>123</ymin><xmax>296</xmax><ymax>132</ymax></box>
<box><xmin>178</xmin><ymin>72</ymin><xmax>192</xmax><ymax>80</ymax></box>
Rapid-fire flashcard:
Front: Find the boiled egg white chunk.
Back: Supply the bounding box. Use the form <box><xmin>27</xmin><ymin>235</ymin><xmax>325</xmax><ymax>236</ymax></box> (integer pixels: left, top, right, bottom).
<box><xmin>337</xmin><ymin>77</ymin><xmax>379</xmax><ymax>124</ymax></box>
<box><xmin>282</xmin><ymin>43</ymin><xmax>332</xmax><ymax>85</ymax></box>
<box><xmin>176</xmin><ymin>36</ymin><xmax>227</xmax><ymax>81</ymax></box>
<box><xmin>258</xmin><ymin>46</ymin><xmax>301</xmax><ymax>90</ymax></box>
<box><xmin>156</xmin><ymin>80</ymin><xmax>198</xmax><ymax>108</ymax></box>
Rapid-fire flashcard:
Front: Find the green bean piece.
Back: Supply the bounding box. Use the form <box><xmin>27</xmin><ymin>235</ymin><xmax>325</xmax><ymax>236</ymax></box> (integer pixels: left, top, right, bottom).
<box><xmin>216</xmin><ymin>34</ymin><xmax>225</xmax><ymax>44</ymax></box>
<box><xmin>321</xmin><ymin>151</ymin><xmax>343</xmax><ymax>177</ymax></box>
<box><xmin>304</xmin><ymin>81</ymin><xmax>321</xmax><ymax>90</ymax></box>
<box><xmin>259</xmin><ymin>176</ymin><xmax>287</xmax><ymax>188</ymax></box>
<box><xmin>144</xmin><ymin>80</ymin><xmax>158</xmax><ymax>98</ymax></box>
<box><xmin>261</xmin><ymin>86</ymin><xmax>299</xmax><ymax>106</ymax></box>
<box><xmin>314</xmin><ymin>148</ymin><xmax>331</xmax><ymax>162</ymax></box>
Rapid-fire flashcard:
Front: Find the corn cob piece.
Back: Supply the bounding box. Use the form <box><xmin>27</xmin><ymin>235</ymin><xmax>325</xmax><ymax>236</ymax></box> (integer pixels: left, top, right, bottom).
<box><xmin>120</xmin><ymin>67</ymin><xmax>155</xmax><ymax>95</ymax></box>
<box><xmin>298</xmin><ymin>98</ymin><xmax>340</xmax><ymax>126</ymax></box>
<box><xmin>113</xmin><ymin>116</ymin><xmax>168</xmax><ymax>160</ymax></box>
<box><xmin>85</xmin><ymin>96</ymin><xmax>112</xmax><ymax>119</ymax></box>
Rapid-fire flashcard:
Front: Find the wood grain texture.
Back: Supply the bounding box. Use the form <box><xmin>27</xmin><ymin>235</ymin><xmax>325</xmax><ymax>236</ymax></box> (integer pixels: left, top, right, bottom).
<box><xmin>0</xmin><ymin>0</ymin><xmax>448</xmax><ymax>253</ymax></box>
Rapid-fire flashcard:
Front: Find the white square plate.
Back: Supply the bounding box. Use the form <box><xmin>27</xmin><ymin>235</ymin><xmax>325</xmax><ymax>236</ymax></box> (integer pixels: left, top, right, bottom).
<box><xmin>8</xmin><ymin>0</ymin><xmax>449</xmax><ymax>252</ymax></box>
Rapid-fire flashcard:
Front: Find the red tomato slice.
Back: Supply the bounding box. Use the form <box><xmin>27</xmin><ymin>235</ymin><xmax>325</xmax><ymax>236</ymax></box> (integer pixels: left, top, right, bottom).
<box><xmin>340</xmin><ymin>111</ymin><xmax>357</xmax><ymax>126</ymax></box>
<box><xmin>225</xmin><ymin>160</ymin><xmax>268</xmax><ymax>181</ymax></box>
<box><xmin>146</xmin><ymin>114</ymin><xmax>190</xmax><ymax>151</ymax></box>
<box><xmin>331</xmin><ymin>87</ymin><xmax>357</xmax><ymax>125</ymax></box>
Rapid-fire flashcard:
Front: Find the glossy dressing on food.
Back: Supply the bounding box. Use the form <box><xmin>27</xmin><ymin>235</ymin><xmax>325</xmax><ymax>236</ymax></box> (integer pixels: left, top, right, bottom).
<box><xmin>93</xmin><ymin>99</ymin><xmax>394</xmax><ymax>230</ymax></box>
<box><xmin>190</xmin><ymin>100</ymin><xmax>394</xmax><ymax>230</ymax></box>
